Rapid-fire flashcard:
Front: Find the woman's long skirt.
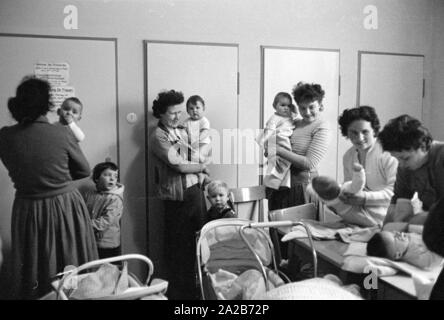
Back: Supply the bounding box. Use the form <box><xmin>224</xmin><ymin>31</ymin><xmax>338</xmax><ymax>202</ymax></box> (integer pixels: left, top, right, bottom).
<box><xmin>11</xmin><ymin>189</ymin><xmax>98</xmax><ymax>299</ymax></box>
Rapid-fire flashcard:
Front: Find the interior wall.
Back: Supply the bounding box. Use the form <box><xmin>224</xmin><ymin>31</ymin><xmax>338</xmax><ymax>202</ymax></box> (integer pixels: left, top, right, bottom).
<box><xmin>0</xmin><ymin>0</ymin><xmax>441</xmax><ymax>296</ymax></box>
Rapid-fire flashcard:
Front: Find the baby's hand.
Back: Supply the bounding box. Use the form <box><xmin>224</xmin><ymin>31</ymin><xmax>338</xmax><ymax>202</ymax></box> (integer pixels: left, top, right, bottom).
<box><xmin>352</xmin><ymin>163</ymin><xmax>363</xmax><ymax>172</ymax></box>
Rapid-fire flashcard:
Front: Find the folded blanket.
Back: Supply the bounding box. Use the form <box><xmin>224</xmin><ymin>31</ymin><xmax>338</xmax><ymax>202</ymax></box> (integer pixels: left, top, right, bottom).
<box><xmin>281</xmin><ymin>220</ymin><xmax>380</xmax><ymax>243</ymax></box>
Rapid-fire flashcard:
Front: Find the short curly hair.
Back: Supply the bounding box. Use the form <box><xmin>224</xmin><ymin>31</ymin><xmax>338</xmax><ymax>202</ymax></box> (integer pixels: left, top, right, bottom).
<box><xmin>292</xmin><ymin>82</ymin><xmax>325</xmax><ymax>106</ymax></box>
<box><xmin>338</xmin><ymin>106</ymin><xmax>381</xmax><ymax>137</ymax></box>
<box><xmin>8</xmin><ymin>76</ymin><xmax>52</xmax><ymax>124</ymax></box>
<box><xmin>378</xmin><ymin>114</ymin><xmax>433</xmax><ymax>152</ymax></box>
<box><xmin>152</xmin><ymin>90</ymin><xmax>184</xmax><ymax>119</ymax></box>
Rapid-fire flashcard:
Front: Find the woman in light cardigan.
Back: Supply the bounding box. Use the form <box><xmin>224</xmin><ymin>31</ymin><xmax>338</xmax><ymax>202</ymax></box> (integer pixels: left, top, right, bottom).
<box><xmin>338</xmin><ymin>106</ymin><xmax>398</xmax><ymax>226</ymax></box>
<box><xmin>149</xmin><ymin>89</ymin><xmax>208</xmax><ymax>300</ymax></box>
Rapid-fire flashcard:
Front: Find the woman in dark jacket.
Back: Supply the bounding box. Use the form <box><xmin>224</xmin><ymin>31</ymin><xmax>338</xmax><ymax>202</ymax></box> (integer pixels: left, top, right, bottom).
<box><xmin>0</xmin><ymin>77</ymin><xmax>98</xmax><ymax>299</ymax></box>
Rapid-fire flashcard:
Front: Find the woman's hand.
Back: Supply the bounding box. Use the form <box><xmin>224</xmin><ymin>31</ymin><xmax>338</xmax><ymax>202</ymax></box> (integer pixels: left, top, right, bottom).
<box><xmin>339</xmin><ymin>191</ymin><xmax>366</xmax><ymax>206</ymax></box>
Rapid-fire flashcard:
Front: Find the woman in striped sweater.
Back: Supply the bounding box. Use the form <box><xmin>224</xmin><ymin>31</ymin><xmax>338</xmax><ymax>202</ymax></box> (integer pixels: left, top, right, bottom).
<box><xmin>267</xmin><ymin>82</ymin><xmax>330</xmax><ymax>211</ymax></box>
<box><xmin>267</xmin><ymin>82</ymin><xmax>330</xmax><ymax>277</ymax></box>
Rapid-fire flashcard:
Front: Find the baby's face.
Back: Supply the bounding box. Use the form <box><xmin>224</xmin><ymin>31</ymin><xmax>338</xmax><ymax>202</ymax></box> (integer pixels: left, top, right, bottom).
<box><xmin>274</xmin><ymin>97</ymin><xmax>292</xmax><ymax>118</ymax></box>
<box><xmin>187</xmin><ymin>101</ymin><xmax>205</xmax><ymax>121</ymax></box>
<box><xmin>382</xmin><ymin>231</ymin><xmax>410</xmax><ymax>260</ymax></box>
<box><xmin>59</xmin><ymin>100</ymin><xmax>82</xmax><ymax>124</ymax></box>
<box><xmin>207</xmin><ymin>188</ymin><xmax>229</xmax><ymax>210</ymax></box>
<box><xmin>96</xmin><ymin>168</ymin><xmax>118</xmax><ymax>192</ymax></box>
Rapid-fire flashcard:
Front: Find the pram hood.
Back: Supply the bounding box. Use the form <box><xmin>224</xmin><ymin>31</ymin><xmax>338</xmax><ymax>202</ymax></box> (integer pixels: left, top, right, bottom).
<box><xmin>197</xmin><ymin>218</ymin><xmax>273</xmax><ymax>269</ymax></box>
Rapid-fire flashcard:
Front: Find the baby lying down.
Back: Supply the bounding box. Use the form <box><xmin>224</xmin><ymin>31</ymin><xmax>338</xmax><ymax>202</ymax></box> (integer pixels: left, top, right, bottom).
<box><xmin>367</xmin><ymin>230</ymin><xmax>442</xmax><ymax>270</ymax></box>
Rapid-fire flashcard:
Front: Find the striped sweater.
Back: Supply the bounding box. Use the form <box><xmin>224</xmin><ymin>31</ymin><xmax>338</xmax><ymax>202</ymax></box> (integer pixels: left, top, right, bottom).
<box><xmin>289</xmin><ymin>117</ymin><xmax>330</xmax><ymax>171</ymax></box>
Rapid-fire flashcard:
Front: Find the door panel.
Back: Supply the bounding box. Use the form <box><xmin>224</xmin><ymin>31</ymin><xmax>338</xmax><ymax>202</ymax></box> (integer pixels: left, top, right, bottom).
<box><xmin>358</xmin><ymin>52</ymin><xmax>424</xmax><ymax>126</ymax></box>
<box><xmin>261</xmin><ymin>47</ymin><xmax>340</xmax><ymax>180</ymax></box>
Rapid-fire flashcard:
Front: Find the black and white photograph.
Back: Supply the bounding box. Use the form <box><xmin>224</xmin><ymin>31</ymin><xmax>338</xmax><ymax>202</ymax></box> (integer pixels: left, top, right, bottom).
<box><xmin>1</xmin><ymin>0</ymin><xmax>444</xmax><ymax>306</ymax></box>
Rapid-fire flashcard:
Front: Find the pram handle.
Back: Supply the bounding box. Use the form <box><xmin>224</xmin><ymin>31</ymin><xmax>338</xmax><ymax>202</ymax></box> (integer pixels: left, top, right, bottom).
<box><xmin>248</xmin><ymin>220</ymin><xmax>295</xmax><ymax>228</ymax></box>
<box><xmin>55</xmin><ymin>254</ymin><xmax>154</xmax><ymax>299</ymax></box>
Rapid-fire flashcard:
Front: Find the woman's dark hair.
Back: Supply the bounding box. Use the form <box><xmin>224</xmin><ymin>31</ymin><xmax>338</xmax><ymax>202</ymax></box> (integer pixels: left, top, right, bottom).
<box><xmin>186</xmin><ymin>95</ymin><xmax>205</xmax><ymax>110</ymax></box>
<box><xmin>92</xmin><ymin>161</ymin><xmax>119</xmax><ymax>182</ymax></box>
<box><xmin>367</xmin><ymin>233</ymin><xmax>390</xmax><ymax>258</ymax></box>
<box><xmin>292</xmin><ymin>82</ymin><xmax>325</xmax><ymax>106</ymax></box>
<box><xmin>338</xmin><ymin>106</ymin><xmax>381</xmax><ymax>137</ymax></box>
<box><xmin>152</xmin><ymin>90</ymin><xmax>184</xmax><ymax>119</ymax></box>
<box><xmin>7</xmin><ymin>76</ymin><xmax>52</xmax><ymax>124</ymax></box>
<box><xmin>378</xmin><ymin>114</ymin><xmax>433</xmax><ymax>152</ymax></box>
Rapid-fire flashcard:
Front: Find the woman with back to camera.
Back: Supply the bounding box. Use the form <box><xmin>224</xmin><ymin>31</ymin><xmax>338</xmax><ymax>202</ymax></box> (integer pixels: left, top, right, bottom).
<box><xmin>0</xmin><ymin>76</ymin><xmax>98</xmax><ymax>299</ymax></box>
<box><xmin>149</xmin><ymin>89</ymin><xmax>208</xmax><ymax>300</ymax></box>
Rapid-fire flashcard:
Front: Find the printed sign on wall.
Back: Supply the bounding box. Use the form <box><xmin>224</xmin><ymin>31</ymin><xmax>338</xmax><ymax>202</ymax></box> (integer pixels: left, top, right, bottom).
<box><xmin>50</xmin><ymin>86</ymin><xmax>75</xmax><ymax>109</ymax></box>
<box><xmin>34</xmin><ymin>62</ymin><xmax>75</xmax><ymax>112</ymax></box>
<box><xmin>34</xmin><ymin>62</ymin><xmax>70</xmax><ymax>86</ymax></box>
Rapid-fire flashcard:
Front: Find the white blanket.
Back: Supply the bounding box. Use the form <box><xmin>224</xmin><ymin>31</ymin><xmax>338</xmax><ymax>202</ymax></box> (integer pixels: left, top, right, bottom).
<box><xmin>281</xmin><ymin>220</ymin><xmax>379</xmax><ymax>243</ymax></box>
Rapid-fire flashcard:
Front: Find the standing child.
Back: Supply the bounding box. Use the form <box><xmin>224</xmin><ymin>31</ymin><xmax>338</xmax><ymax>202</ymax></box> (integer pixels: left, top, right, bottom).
<box><xmin>84</xmin><ymin>162</ymin><xmax>124</xmax><ymax>259</ymax></box>
<box><xmin>257</xmin><ymin>92</ymin><xmax>297</xmax><ymax>190</ymax></box>
<box><xmin>206</xmin><ymin>180</ymin><xmax>236</xmax><ymax>222</ymax></box>
<box><xmin>57</xmin><ymin>97</ymin><xmax>85</xmax><ymax>142</ymax></box>
<box><xmin>183</xmin><ymin>95</ymin><xmax>212</xmax><ymax>186</ymax></box>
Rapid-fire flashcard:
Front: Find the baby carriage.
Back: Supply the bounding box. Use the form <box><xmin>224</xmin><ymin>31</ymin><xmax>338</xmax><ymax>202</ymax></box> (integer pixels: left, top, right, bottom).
<box><xmin>40</xmin><ymin>254</ymin><xmax>168</xmax><ymax>300</ymax></box>
<box><xmin>196</xmin><ymin>218</ymin><xmax>318</xmax><ymax>300</ymax></box>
